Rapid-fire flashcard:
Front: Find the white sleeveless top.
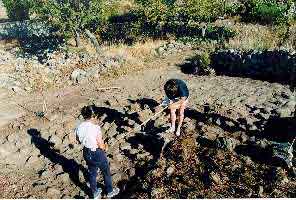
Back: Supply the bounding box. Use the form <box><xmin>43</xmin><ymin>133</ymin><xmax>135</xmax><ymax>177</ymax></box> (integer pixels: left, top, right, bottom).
<box><xmin>75</xmin><ymin>121</ymin><xmax>101</xmax><ymax>150</ymax></box>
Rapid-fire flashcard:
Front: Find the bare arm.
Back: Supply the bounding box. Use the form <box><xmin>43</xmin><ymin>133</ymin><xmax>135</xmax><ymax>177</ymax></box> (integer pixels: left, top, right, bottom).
<box><xmin>96</xmin><ymin>130</ymin><xmax>108</xmax><ymax>151</ymax></box>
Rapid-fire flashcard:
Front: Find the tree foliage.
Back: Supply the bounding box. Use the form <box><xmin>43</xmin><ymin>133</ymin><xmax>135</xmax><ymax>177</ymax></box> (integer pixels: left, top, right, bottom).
<box><xmin>2</xmin><ymin>0</ymin><xmax>32</xmax><ymax>20</ymax></box>
<box><xmin>135</xmin><ymin>0</ymin><xmax>226</xmax><ymax>29</ymax></box>
<box><xmin>30</xmin><ymin>0</ymin><xmax>108</xmax><ymax>39</ymax></box>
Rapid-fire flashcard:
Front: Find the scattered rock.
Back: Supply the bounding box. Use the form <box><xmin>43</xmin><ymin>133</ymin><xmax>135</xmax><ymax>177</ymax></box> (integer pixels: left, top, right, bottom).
<box><xmin>166</xmin><ymin>166</ymin><xmax>174</xmax><ymax>176</ymax></box>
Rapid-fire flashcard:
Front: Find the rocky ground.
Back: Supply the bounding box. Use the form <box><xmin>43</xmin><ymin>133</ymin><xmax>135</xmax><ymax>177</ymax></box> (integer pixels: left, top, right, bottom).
<box><xmin>0</xmin><ymin>39</ymin><xmax>295</xmax><ymax>198</ymax></box>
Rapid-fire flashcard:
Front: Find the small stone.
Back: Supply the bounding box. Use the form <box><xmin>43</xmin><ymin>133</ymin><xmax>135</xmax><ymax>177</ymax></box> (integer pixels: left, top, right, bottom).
<box><xmin>276</xmin><ymin>107</ymin><xmax>293</xmax><ymax>118</ymax></box>
<box><xmin>102</xmin><ymin>121</ymin><xmax>110</xmax><ymax>130</ymax></box>
<box><xmin>129</xmin><ymin>149</ymin><xmax>139</xmax><ymax>155</ymax></box>
<box><xmin>258</xmin><ymin>185</ymin><xmax>264</xmax><ymax>197</ymax></box>
<box><xmin>39</xmin><ymin>170</ymin><xmax>50</xmax><ymax>178</ymax></box>
<box><xmin>216</xmin><ymin>118</ymin><xmax>221</xmax><ymax>126</ymax></box>
<box><xmin>166</xmin><ymin>167</ymin><xmax>174</xmax><ymax>176</ymax></box>
<box><xmin>116</xmin><ymin>134</ymin><xmax>126</xmax><ymax>141</ymax></box>
<box><xmin>151</xmin><ymin>188</ymin><xmax>163</xmax><ymax>198</ymax></box>
<box><xmin>225</xmin><ymin>120</ymin><xmax>235</xmax><ymax>127</ymax></box>
<box><xmin>240</xmin><ymin>133</ymin><xmax>249</xmax><ymax>143</ymax></box>
<box><xmin>210</xmin><ymin>172</ymin><xmax>221</xmax><ymax>185</ymax></box>
<box><xmin>120</xmin><ymin>143</ymin><xmax>131</xmax><ymax>151</ymax></box>
<box><xmin>71</xmin><ymin>69</ymin><xmax>86</xmax><ymax>83</ymax></box>
<box><xmin>249</xmin><ymin>125</ymin><xmax>258</xmax><ymax>131</ymax></box>
<box><xmin>49</xmin><ymin>135</ymin><xmax>62</xmax><ymax>147</ymax></box>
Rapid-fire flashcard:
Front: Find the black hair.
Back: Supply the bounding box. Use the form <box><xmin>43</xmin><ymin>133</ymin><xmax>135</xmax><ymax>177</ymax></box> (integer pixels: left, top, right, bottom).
<box><xmin>164</xmin><ymin>79</ymin><xmax>178</xmax><ymax>99</ymax></box>
<box><xmin>81</xmin><ymin>105</ymin><xmax>97</xmax><ymax>120</ymax></box>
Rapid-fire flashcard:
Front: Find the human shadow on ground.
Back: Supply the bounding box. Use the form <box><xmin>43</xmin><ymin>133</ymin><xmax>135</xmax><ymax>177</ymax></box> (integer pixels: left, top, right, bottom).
<box><xmin>27</xmin><ymin>128</ymin><xmax>91</xmax><ymax>198</ymax></box>
<box><xmin>93</xmin><ymin>106</ymin><xmax>142</xmax><ymax>132</ymax></box>
<box><xmin>126</xmin><ymin>98</ymin><xmax>168</xmax><ymax>160</ymax></box>
<box><xmin>128</xmin><ymin>98</ymin><xmax>159</xmax><ymax>113</ymax></box>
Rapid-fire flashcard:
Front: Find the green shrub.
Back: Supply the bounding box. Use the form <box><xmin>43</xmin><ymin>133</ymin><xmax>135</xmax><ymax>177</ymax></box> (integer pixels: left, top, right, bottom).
<box><xmin>224</xmin><ymin>1</ymin><xmax>244</xmax><ymax>16</ymax></box>
<box><xmin>245</xmin><ymin>0</ymin><xmax>288</xmax><ymax>24</ymax></box>
<box><xmin>2</xmin><ymin>0</ymin><xmax>32</xmax><ymax>20</ymax></box>
<box><xmin>172</xmin><ymin>0</ymin><xmax>225</xmax><ymax>23</ymax></box>
<box><xmin>134</xmin><ymin>0</ymin><xmax>226</xmax><ymax>36</ymax></box>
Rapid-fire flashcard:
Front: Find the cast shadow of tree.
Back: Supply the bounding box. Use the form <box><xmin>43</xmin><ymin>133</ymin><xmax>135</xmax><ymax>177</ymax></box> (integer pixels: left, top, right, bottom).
<box><xmin>27</xmin><ymin>128</ymin><xmax>91</xmax><ymax>198</ymax></box>
<box><xmin>179</xmin><ymin>50</ymin><xmax>295</xmax><ymax>89</ymax></box>
<box><xmin>0</xmin><ymin>21</ymin><xmax>64</xmax><ymax>62</ymax></box>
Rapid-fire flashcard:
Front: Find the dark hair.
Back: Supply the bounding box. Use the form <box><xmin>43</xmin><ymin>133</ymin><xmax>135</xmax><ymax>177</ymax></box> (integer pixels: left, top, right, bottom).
<box><xmin>164</xmin><ymin>79</ymin><xmax>178</xmax><ymax>99</ymax></box>
<box><xmin>81</xmin><ymin>105</ymin><xmax>97</xmax><ymax>120</ymax></box>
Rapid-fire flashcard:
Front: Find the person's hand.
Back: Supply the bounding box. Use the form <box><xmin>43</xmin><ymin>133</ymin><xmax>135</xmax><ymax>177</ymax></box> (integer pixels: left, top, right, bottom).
<box><xmin>104</xmin><ymin>143</ymin><xmax>109</xmax><ymax>152</ymax></box>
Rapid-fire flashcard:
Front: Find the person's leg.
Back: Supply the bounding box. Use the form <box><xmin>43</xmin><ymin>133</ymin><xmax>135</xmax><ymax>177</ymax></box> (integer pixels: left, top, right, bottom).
<box><xmin>97</xmin><ymin>150</ymin><xmax>113</xmax><ymax>194</ymax></box>
<box><xmin>88</xmin><ymin>164</ymin><xmax>99</xmax><ymax>195</ymax></box>
<box><xmin>169</xmin><ymin>107</ymin><xmax>177</xmax><ymax>133</ymax></box>
<box><xmin>176</xmin><ymin>100</ymin><xmax>188</xmax><ymax>136</ymax></box>
<box><xmin>83</xmin><ymin>148</ymin><xmax>100</xmax><ymax>197</ymax></box>
<box><xmin>168</xmin><ymin>101</ymin><xmax>182</xmax><ymax>133</ymax></box>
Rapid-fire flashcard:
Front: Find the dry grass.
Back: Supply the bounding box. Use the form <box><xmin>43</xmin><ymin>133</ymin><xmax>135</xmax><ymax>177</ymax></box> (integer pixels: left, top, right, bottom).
<box><xmin>226</xmin><ymin>23</ymin><xmax>281</xmax><ymax>50</ymax></box>
<box><xmin>280</xmin><ymin>24</ymin><xmax>296</xmax><ymax>50</ymax></box>
<box><xmin>101</xmin><ymin>39</ymin><xmax>165</xmax><ymax>75</ymax></box>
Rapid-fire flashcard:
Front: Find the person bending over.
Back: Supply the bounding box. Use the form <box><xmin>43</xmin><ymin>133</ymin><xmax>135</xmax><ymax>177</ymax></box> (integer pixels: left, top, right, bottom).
<box><xmin>163</xmin><ymin>79</ymin><xmax>189</xmax><ymax>136</ymax></box>
<box><xmin>75</xmin><ymin>105</ymin><xmax>120</xmax><ymax>199</ymax></box>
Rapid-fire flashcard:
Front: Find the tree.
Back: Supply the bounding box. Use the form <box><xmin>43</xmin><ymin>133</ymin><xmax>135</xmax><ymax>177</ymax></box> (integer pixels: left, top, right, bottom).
<box><xmin>30</xmin><ymin>0</ymin><xmax>110</xmax><ymax>51</ymax></box>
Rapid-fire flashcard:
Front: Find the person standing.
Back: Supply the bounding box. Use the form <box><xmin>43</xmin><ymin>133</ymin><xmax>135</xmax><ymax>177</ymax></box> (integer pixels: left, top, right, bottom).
<box><xmin>163</xmin><ymin>79</ymin><xmax>189</xmax><ymax>136</ymax></box>
<box><xmin>75</xmin><ymin>105</ymin><xmax>120</xmax><ymax>199</ymax></box>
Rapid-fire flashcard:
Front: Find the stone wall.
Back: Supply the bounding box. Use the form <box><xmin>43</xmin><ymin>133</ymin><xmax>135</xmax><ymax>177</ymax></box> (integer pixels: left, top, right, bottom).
<box><xmin>211</xmin><ymin>49</ymin><xmax>296</xmax><ymax>87</ymax></box>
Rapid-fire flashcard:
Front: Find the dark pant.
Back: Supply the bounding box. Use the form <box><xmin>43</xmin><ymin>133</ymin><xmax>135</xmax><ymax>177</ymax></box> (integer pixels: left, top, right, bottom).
<box><xmin>83</xmin><ymin>147</ymin><xmax>113</xmax><ymax>195</ymax></box>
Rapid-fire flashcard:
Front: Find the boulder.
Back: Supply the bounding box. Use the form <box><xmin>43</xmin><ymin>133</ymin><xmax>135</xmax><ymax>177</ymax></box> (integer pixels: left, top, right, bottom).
<box><xmin>71</xmin><ymin>69</ymin><xmax>86</xmax><ymax>83</ymax></box>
